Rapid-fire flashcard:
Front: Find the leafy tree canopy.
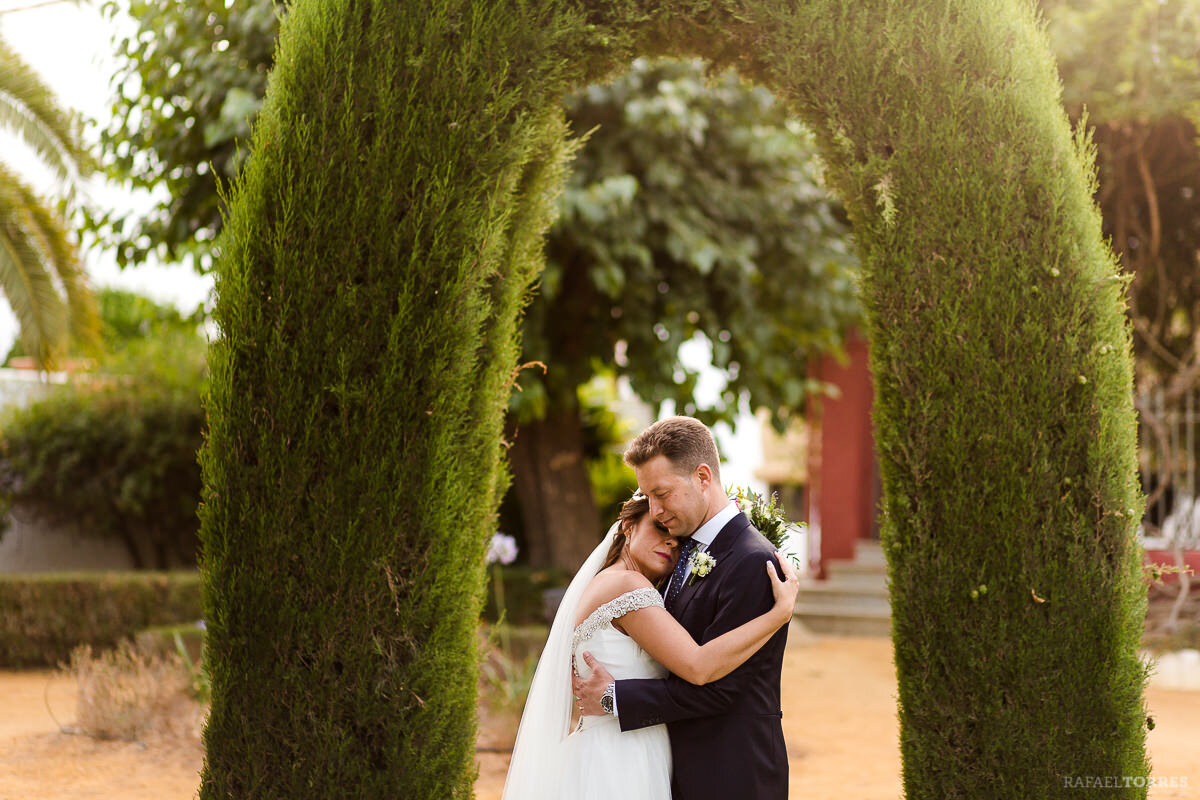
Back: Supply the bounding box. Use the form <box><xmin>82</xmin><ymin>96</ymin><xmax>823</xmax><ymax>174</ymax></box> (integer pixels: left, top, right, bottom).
<box><xmin>87</xmin><ymin>0</ymin><xmax>279</xmax><ymax>271</ymax></box>
<box><xmin>92</xmin><ymin>0</ymin><xmax>1200</xmax><ymax>400</ymax></box>
<box><xmin>520</xmin><ymin>57</ymin><xmax>860</xmax><ymax>428</ymax></box>
<box><xmin>1043</xmin><ymin>0</ymin><xmax>1200</xmax><ymax>391</ymax></box>
<box><xmin>5</xmin><ymin>286</ymin><xmax>206</xmax><ymax>383</ymax></box>
<box><xmin>1046</xmin><ymin>0</ymin><xmax>1200</xmax><ymax>123</ymax></box>
<box><xmin>96</xmin><ymin>1</ymin><xmax>860</xmax><ymax>426</ymax></box>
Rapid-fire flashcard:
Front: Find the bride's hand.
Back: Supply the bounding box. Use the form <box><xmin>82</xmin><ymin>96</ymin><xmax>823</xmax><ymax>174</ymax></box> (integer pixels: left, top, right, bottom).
<box><xmin>767</xmin><ymin>552</ymin><xmax>800</xmax><ymax>619</ymax></box>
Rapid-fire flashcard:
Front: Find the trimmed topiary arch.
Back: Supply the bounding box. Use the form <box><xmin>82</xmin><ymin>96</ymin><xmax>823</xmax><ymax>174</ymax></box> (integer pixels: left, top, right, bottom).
<box><xmin>198</xmin><ymin>1</ymin><xmax>1150</xmax><ymax>798</ymax></box>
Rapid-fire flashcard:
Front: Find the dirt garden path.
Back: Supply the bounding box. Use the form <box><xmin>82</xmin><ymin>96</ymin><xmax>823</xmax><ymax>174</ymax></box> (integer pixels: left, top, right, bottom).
<box><xmin>0</xmin><ymin>668</ymin><xmax>204</xmax><ymax>799</ymax></box>
<box><xmin>1</xmin><ymin>631</ymin><xmax>1197</xmax><ymax>799</ymax></box>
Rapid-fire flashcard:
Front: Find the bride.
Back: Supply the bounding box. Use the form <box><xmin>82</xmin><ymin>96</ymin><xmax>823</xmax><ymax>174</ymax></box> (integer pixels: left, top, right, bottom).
<box><xmin>500</xmin><ymin>490</ymin><xmax>800</xmax><ymax>800</ymax></box>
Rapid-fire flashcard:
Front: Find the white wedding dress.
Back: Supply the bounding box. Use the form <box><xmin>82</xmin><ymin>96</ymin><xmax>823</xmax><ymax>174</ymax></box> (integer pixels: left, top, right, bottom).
<box><xmin>501</xmin><ymin>525</ymin><xmax>676</xmax><ymax>800</ymax></box>
<box><xmin>562</xmin><ymin>587</ymin><xmax>672</xmax><ymax>799</ymax></box>
<box><xmin>501</xmin><ymin>523</ymin><xmax>672</xmax><ymax>800</ymax></box>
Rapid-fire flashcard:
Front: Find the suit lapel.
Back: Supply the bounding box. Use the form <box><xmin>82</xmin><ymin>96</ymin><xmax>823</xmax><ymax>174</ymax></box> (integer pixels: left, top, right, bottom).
<box><xmin>672</xmin><ymin>512</ymin><xmax>751</xmax><ymax>622</ymax></box>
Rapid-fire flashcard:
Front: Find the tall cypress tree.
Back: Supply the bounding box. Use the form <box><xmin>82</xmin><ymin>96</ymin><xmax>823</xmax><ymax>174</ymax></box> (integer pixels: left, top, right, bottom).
<box><xmin>691</xmin><ymin>1</ymin><xmax>1150</xmax><ymax>794</ymax></box>
<box><xmin>198</xmin><ymin>2</ymin><xmax>585</xmax><ymax>796</ymax></box>
<box><xmin>200</xmin><ymin>0</ymin><xmax>1148</xmax><ymax>797</ymax></box>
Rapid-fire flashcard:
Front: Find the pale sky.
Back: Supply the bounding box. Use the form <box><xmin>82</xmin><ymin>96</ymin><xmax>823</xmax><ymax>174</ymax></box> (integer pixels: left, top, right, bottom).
<box><xmin>0</xmin><ymin>0</ymin><xmax>767</xmax><ymax>491</ymax></box>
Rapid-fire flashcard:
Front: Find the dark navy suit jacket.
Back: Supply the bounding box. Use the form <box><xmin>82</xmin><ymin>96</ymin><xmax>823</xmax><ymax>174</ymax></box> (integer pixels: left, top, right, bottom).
<box><xmin>615</xmin><ymin>512</ymin><xmax>789</xmax><ymax>800</ymax></box>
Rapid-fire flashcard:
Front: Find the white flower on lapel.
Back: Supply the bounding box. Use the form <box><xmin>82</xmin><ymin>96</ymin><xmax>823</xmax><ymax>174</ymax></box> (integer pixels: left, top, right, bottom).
<box><xmin>687</xmin><ymin>551</ymin><xmax>717</xmax><ymax>586</ymax></box>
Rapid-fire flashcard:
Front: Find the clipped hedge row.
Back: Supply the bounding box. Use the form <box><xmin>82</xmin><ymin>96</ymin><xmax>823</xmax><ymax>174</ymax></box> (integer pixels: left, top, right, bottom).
<box><xmin>0</xmin><ymin>571</ymin><xmax>202</xmax><ymax>668</ymax></box>
<box><xmin>481</xmin><ymin>566</ymin><xmax>569</xmax><ymax>625</ymax></box>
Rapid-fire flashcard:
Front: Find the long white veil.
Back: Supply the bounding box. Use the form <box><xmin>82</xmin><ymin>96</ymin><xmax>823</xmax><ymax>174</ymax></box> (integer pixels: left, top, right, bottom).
<box><xmin>500</xmin><ymin>519</ymin><xmax>619</xmax><ymax>800</ymax></box>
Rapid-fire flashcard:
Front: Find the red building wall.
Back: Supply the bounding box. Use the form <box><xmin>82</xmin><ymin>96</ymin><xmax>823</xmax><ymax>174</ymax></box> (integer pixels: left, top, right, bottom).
<box><xmin>805</xmin><ymin>331</ymin><xmax>876</xmax><ymax>578</ymax></box>
<box><xmin>804</xmin><ymin>333</ymin><xmax>1200</xmax><ymax>588</ymax></box>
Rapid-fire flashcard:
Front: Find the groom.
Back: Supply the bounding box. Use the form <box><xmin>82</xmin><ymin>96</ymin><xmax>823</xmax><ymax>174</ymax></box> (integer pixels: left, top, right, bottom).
<box><xmin>574</xmin><ymin>416</ymin><xmax>790</xmax><ymax>800</ymax></box>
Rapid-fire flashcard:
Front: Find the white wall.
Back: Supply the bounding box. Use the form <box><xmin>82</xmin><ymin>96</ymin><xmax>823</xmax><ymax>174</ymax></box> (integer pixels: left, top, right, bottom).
<box><xmin>0</xmin><ymin>514</ymin><xmax>135</xmax><ymax>573</ymax></box>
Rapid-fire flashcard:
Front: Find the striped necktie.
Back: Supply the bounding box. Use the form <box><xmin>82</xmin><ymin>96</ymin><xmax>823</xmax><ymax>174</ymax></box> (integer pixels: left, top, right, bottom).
<box><xmin>665</xmin><ymin>538</ymin><xmax>699</xmax><ymax>611</ymax></box>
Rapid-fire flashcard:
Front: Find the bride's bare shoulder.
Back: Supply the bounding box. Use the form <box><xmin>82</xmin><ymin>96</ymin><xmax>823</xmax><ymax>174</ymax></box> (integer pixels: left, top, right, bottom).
<box><xmin>573</xmin><ymin>569</ymin><xmax>655</xmax><ymax>626</ymax></box>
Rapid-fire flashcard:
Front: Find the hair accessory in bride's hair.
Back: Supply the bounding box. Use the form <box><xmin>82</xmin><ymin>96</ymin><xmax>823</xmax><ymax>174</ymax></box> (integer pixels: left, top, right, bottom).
<box><xmin>631</xmin><ymin>488</ymin><xmax>646</xmax><ymax>501</ymax></box>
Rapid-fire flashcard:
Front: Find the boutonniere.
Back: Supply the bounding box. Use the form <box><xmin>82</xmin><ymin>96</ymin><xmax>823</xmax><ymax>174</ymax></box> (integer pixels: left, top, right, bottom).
<box><xmin>729</xmin><ymin>485</ymin><xmax>806</xmax><ymax>570</ymax></box>
<box><xmin>687</xmin><ymin>551</ymin><xmax>717</xmax><ymax>585</ymax></box>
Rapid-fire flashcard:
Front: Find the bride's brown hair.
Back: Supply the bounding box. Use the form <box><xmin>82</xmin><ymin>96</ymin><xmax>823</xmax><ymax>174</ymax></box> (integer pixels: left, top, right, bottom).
<box><xmin>600</xmin><ymin>494</ymin><xmax>674</xmax><ymax>591</ymax></box>
<box><xmin>601</xmin><ymin>493</ymin><xmax>651</xmax><ymax>570</ymax></box>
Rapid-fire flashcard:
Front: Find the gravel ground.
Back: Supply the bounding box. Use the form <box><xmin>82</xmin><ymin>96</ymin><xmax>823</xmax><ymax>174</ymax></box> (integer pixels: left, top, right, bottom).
<box><xmin>475</xmin><ymin>628</ymin><xmax>1200</xmax><ymax>800</ymax></box>
<box><xmin>1</xmin><ymin>628</ymin><xmax>1196</xmax><ymax>799</ymax></box>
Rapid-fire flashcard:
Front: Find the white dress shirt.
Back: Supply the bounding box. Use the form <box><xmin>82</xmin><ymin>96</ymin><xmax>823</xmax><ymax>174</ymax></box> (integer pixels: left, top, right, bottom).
<box><xmin>664</xmin><ymin>500</ymin><xmax>738</xmax><ymax>596</ymax></box>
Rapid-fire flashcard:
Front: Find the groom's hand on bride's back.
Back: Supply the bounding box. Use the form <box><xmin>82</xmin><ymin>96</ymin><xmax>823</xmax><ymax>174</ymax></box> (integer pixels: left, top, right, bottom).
<box><xmin>573</xmin><ymin>652</ymin><xmax>614</xmax><ymax>715</ymax></box>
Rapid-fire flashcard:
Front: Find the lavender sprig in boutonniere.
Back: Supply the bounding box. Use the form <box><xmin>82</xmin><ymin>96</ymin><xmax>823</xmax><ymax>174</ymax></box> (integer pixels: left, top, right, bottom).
<box><xmin>730</xmin><ymin>486</ymin><xmax>806</xmax><ymax>570</ymax></box>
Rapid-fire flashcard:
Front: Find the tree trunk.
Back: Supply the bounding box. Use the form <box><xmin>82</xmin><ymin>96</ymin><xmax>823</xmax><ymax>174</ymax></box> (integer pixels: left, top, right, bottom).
<box><xmin>112</xmin><ymin>518</ymin><xmax>146</xmax><ymax>570</ymax></box>
<box><xmin>508</xmin><ymin>402</ymin><xmax>603</xmax><ymax>572</ymax></box>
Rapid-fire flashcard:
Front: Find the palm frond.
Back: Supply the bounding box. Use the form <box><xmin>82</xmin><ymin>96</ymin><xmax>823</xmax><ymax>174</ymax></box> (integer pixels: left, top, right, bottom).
<box><xmin>5</xmin><ymin>169</ymin><xmax>101</xmax><ymax>355</ymax></box>
<box><xmin>0</xmin><ymin>36</ymin><xmax>93</xmax><ymax>190</ymax></box>
<box><xmin>0</xmin><ymin>178</ymin><xmax>70</xmax><ymax>369</ymax></box>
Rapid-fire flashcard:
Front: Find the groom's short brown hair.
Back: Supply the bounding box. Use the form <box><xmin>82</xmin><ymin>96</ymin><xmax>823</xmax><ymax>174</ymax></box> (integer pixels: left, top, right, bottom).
<box><xmin>624</xmin><ymin>416</ymin><xmax>721</xmax><ymax>480</ymax></box>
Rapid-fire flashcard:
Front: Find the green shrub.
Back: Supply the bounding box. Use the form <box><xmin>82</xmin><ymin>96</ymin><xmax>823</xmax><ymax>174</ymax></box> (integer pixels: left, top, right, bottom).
<box><xmin>0</xmin><ymin>287</ymin><xmax>207</xmax><ymax>570</ymax></box>
<box><xmin>67</xmin><ymin>636</ymin><xmax>201</xmax><ymax>741</ymax></box>
<box><xmin>197</xmin><ymin>1</ymin><xmax>581</xmax><ymax>796</ymax></box>
<box><xmin>0</xmin><ymin>570</ymin><xmax>202</xmax><ymax>668</ymax></box>
<box><xmin>4</xmin><ymin>286</ymin><xmax>205</xmax><ymax>370</ymax></box>
<box><xmin>0</xmin><ymin>376</ymin><xmax>204</xmax><ymax>570</ymax></box>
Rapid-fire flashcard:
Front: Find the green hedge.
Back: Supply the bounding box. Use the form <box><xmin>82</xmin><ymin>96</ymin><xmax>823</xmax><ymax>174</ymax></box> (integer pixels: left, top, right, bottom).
<box><xmin>0</xmin><ymin>571</ymin><xmax>202</xmax><ymax>668</ymax></box>
<box><xmin>136</xmin><ymin>621</ymin><xmax>206</xmax><ymax>663</ymax></box>
<box><xmin>0</xmin><ymin>347</ymin><xmax>205</xmax><ymax>572</ymax></box>
<box><xmin>481</xmin><ymin>566</ymin><xmax>569</xmax><ymax>625</ymax></box>
<box><xmin>199</xmin><ymin>0</ymin><xmax>1148</xmax><ymax>797</ymax></box>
